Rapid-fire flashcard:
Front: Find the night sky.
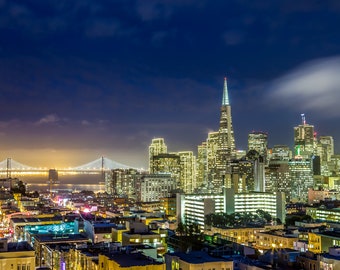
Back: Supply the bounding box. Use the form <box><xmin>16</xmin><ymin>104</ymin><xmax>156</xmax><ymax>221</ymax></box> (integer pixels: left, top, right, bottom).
<box><xmin>0</xmin><ymin>0</ymin><xmax>340</xmax><ymax>168</ymax></box>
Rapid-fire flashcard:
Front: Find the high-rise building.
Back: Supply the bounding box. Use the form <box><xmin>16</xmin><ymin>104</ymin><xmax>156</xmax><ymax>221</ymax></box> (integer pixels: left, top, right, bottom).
<box><xmin>149</xmin><ymin>138</ymin><xmax>167</xmax><ymax>172</ymax></box>
<box><xmin>209</xmin><ymin>78</ymin><xmax>236</xmax><ymax>193</ymax></box>
<box><xmin>231</xmin><ymin>151</ymin><xmax>266</xmax><ymax>193</ymax></box>
<box><xmin>136</xmin><ymin>174</ymin><xmax>176</xmax><ymax>202</ymax></box>
<box><xmin>288</xmin><ymin>159</ymin><xmax>314</xmax><ymax>202</ymax></box>
<box><xmin>294</xmin><ymin>114</ymin><xmax>315</xmax><ymax>159</ymax></box>
<box><xmin>151</xmin><ymin>153</ymin><xmax>181</xmax><ymax>180</ymax></box>
<box><xmin>268</xmin><ymin>145</ymin><xmax>292</xmax><ymax>161</ymax></box>
<box><xmin>317</xmin><ymin>136</ymin><xmax>334</xmax><ymax>176</ymax></box>
<box><xmin>248</xmin><ymin>131</ymin><xmax>268</xmax><ymax>159</ymax></box>
<box><xmin>265</xmin><ymin>160</ymin><xmax>290</xmax><ymax>200</ymax></box>
<box><xmin>196</xmin><ymin>142</ymin><xmax>208</xmax><ymax>189</ymax></box>
<box><xmin>178</xmin><ymin>151</ymin><xmax>196</xmax><ymax>194</ymax></box>
<box><xmin>105</xmin><ymin>169</ymin><xmax>140</xmax><ymax>198</ymax></box>
<box><xmin>206</xmin><ymin>131</ymin><xmax>219</xmax><ymax>190</ymax></box>
<box><xmin>230</xmin><ymin>158</ymin><xmax>253</xmax><ymax>193</ymax></box>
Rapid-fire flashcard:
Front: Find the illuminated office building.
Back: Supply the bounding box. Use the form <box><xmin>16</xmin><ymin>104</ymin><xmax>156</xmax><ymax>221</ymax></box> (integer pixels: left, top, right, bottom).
<box><xmin>149</xmin><ymin>139</ymin><xmax>196</xmax><ymax>194</ymax></box>
<box><xmin>328</xmin><ymin>155</ymin><xmax>340</xmax><ymax>177</ymax></box>
<box><xmin>317</xmin><ymin>136</ymin><xmax>334</xmax><ymax>176</ymax></box>
<box><xmin>149</xmin><ymin>138</ymin><xmax>167</xmax><ymax>172</ymax></box>
<box><xmin>203</xmin><ymin>78</ymin><xmax>236</xmax><ymax>193</ymax></box>
<box><xmin>196</xmin><ymin>142</ymin><xmax>208</xmax><ymax>189</ymax></box>
<box><xmin>215</xmin><ymin>78</ymin><xmax>236</xmax><ymax>191</ymax></box>
<box><xmin>136</xmin><ymin>174</ymin><xmax>176</xmax><ymax>202</ymax></box>
<box><xmin>288</xmin><ymin>159</ymin><xmax>314</xmax><ymax>202</ymax></box>
<box><xmin>265</xmin><ymin>160</ymin><xmax>290</xmax><ymax>200</ymax></box>
<box><xmin>206</xmin><ymin>131</ymin><xmax>219</xmax><ymax>190</ymax></box>
<box><xmin>230</xmin><ymin>151</ymin><xmax>265</xmax><ymax>193</ymax></box>
<box><xmin>294</xmin><ymin>114</ymin><xmax>316</xmax><ymax>159</ymax></box>
<box><xmin>248</xmin><ymin>131</ymin><xmax>268</xmax><ymax>161</ymax></box>
<box><xmin>268</xmin><ymin>145</ymin><xmax>292</xmax><ymax>161</ymax></box>
<box><xmin>230</xmin><ymin>158</ymin><xmax>254</xmax><ymax>193</ymax></box>
<box><xmin>225</xmin><ymin>188</ymin><xmax>286</xmax><ymax>224</ymax></box>
<box><xmin>105</xmin><ymin>169</ymin><xmax>140</xmax><ymax>198</ymax></box>
<box><xmin>178</xmin><ymin>151</ymin><xmax>196</xmax><ymax>194</ymax></box>
<box><xmin>177</xmin><ymin>188</ymin><xmax>285</xmax><ymax>229</ymax></box>
<box><xmin>151</xmin><ymin>153</ymin><xmax>181</xmax><ymax>180</ymax></box>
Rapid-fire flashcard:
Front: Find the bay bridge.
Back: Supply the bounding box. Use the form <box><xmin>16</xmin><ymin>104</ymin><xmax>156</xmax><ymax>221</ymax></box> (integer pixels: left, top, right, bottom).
<box><xmin>0</xmin><ymin>157</ymin><xmax>138</xmax><ymax>177</ymax></box>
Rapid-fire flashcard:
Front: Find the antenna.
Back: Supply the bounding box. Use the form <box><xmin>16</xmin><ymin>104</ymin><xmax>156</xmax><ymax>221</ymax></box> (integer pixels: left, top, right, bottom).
<box><xmin>301</xmin><ymin>113</ymin><xmax>306</xmax><ymax>125</ymax></box>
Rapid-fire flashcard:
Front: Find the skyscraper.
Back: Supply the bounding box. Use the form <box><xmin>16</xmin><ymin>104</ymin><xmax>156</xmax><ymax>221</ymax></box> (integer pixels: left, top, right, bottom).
<box><xmin>288</xmin><ymin>159</ymin><xmax>314</xmax><ymax>202</ymax></box>
<box><xmin>294</xmin><ymin>114</ymin><xmax>315</xmax><ymax>159</ymax></box>
<box><xmin>196</xmin><ymin>142</ymin><xmax>208</xmax><ymax>189</ymax></box>
<box><xmin>210</xmin><ymin>78</ymin><xmax>236</xmax><ymax>192</ymax></box>
<box><xmin>178</xmin><ymin>151</ymin><xmax>196</xmax><ymax>194</ymax></box>
<box><xmin>149</xmin><ymin>138</ymin><xmax>168</xmax><ymax>172</ymax></box>
<box><xmin>248</xmin><ymin>131</ymin><xmax>268</xmax><ymax>160</ymax></box>
<box><xmin>317</xmin><ymin>136</ymin><xmax>334</xmax><ymax>176</ymax></box>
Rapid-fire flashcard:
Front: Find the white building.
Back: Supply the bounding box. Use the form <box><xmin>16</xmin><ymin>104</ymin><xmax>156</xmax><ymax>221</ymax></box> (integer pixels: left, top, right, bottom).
<box><xmin>177</xmin><ymin>188</ymin><xmax>286</xmax><ymax>229</ymax></box>
<box><xmin>136</xmin><ymin>174</ymin><xmax>176</xmax><ymax>202</ymax></box>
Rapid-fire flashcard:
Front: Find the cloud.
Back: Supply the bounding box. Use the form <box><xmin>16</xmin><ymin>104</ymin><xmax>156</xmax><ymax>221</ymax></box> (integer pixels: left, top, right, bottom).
<box><xmin>85</xmin><ymin>19</ymin><xmax>121</xmax><ymax>38</ymax></box>
<box><xmin>35</xmin><ymin>114</ymin><xmax>60</xmax><ymax>125</ymax></box>
<box><xmin>222</xmin><ymin>30</ymin><xmax>244</xmax><ymax>46</ymax></box>
<box><xmin>135</xmin><ymin>0</ymin><xmax>205</xmax><ymax>21</ymax></box>
<box><xmin>81</xmin><ymin>120</ymin><xmax>91</xmax><ymax>126</ymax></box>
<box><xmin>266</xmin><ymin>56</ymin><xmax>340</xmax><ymax>117</ymax></box>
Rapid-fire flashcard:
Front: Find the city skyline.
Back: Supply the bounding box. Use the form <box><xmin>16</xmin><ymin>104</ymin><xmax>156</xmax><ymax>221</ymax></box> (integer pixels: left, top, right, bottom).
<box><xmin>0</xmin><ymin>1</ymin><xmax>340</xmax><ymax>168</ymax></box>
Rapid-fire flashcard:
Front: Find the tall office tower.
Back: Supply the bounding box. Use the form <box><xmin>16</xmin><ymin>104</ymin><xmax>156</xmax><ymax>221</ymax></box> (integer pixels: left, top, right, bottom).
<box><xmin>178</xmin><ymin>151</ymin><xmax>196</xmax><ymax>194</ymax></box>
<box><xmin>230</xmin><ymin>150</ymin><xmax>266</xmax><ymax>193</ymax></box>
<box><xmin>288</xmin><ymin>159</ymin><xmax>314</xmax><ymax>202</ymax></box>
<box><xmin>328</xmin><ymin>155</ymin><xmax>340</xmax><ymax>177</ymax></box>
<box><xmin>265</xmin><ymin>160</ymin><xmax>290</xmax><ymax>201</ymax></box>
<box><xmin>150</xmin><ymin>153</ymin><xmax>181</xmax><ymax>186</ymax></box>
<box><xmin>212</xmin><ymin>78</ymin><xmax>236</xmax><ymax>192</ymax></box>
<box><xmin>230</xmin><ymin>158</ymin><xmax>254</xmax><ymax>193</ymax></box>
<box><xmin>248</xmin><ymin>131</ymin><xmax>268</xmax><ymax>161</ymax></box>
<box><xmin>253</xmin><ymin>155</ymin><xmax>266</xmax><ymax>192</ymax></box>
<box><xmin>317</xmin><ymin>136</ymin><xmax>334</xmax><ymax>176</ymax></box>
<box><xmin>149</xmin><ymin>138</ymin><xmax>168</xmax><ymax>172</ymax></box>
<box><xmin>196</xmin><ymin>142</ymin><xmax>208</xmax><ymax>189</ymax></box>
<box><xmin>136</xmin><ymin>174</ymin><xmax>176</xmax><ymax>202</ymax></box>
<box><xmin>268</xmin><ymin>145</ymin><xmax>292</xmax><ymax>161</ymax></box>
<box><xmin>294</xmin><ymin>114</ymin><xmax>316</xmax><ymax>159</ymax></box>
<box><xmin>206</xmin><ymin>131</ymin><xmax>219</xmax><ymax>190</ymax></box>
<box><xmin>106</xmin><ymin>169</ymin><xmax>140</xmax><ymax>197</ymax></box>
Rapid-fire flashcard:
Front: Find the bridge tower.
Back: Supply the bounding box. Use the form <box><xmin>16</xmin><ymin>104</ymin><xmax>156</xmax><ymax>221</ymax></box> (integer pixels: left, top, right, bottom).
<box><xmin>101</xmin><ymin>156</ymin><xmax>105</xmax><ymax>181</ymax></box>
<box><xmin>6</xmin><ymin>158</ymin><xmax>11</xmax><ymax>179</ymax></box>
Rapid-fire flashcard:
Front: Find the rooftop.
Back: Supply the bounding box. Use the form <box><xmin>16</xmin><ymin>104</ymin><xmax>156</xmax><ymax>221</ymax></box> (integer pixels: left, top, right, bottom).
<box><xmin>167</xmin><ymin>251</ymin><xmax>231</xmax><ymax>264</ymax></box>
<box><xmin>108</xmin><ymin>252</ymin><xmax>163</xmax><ymax>267</ymax></box>
<box><xmin>11</xmin><ymin>216</ymin><xmax>62</xmax><ymax>224</ymax></box>
<box><xmin>7</xmin><ymin>242</ymin><xmax>34</xmax><ymax>252</ymax></box>
<box><xmin>33</xmin><ymin>233</ymin><xmax>89</xmax><ymax>243</ymax></box>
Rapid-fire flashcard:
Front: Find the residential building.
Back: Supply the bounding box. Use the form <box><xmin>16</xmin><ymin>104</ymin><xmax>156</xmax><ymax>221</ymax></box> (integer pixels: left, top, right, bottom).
<box><xmin>0</xmin><ymin>238</ymin><xmax>35</xmax><ymax>270</ymax></box>
<box><xmin>165</xmin><ymin>251</ymin><xmax>233</xmax><ymax>270</ymax></box>
<box><xmin>255</xmin><ymin>230</ymin><xmax>298</xmax><ymax>250</ymax></box>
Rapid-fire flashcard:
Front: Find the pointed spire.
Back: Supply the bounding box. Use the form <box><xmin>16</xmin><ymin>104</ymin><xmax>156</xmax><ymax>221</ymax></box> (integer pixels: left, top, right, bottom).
<box><xmin>222</xmin><ymin>77</ymin><xmax>230</xmax><ymax>106</ymax></box>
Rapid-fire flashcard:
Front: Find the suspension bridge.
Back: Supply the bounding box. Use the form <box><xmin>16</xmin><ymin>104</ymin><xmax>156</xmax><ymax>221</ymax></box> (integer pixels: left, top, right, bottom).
<box><xmin>0</xmin><ymin>157</ymin><xmax>138</xmax><ymax>177</ymax></box>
